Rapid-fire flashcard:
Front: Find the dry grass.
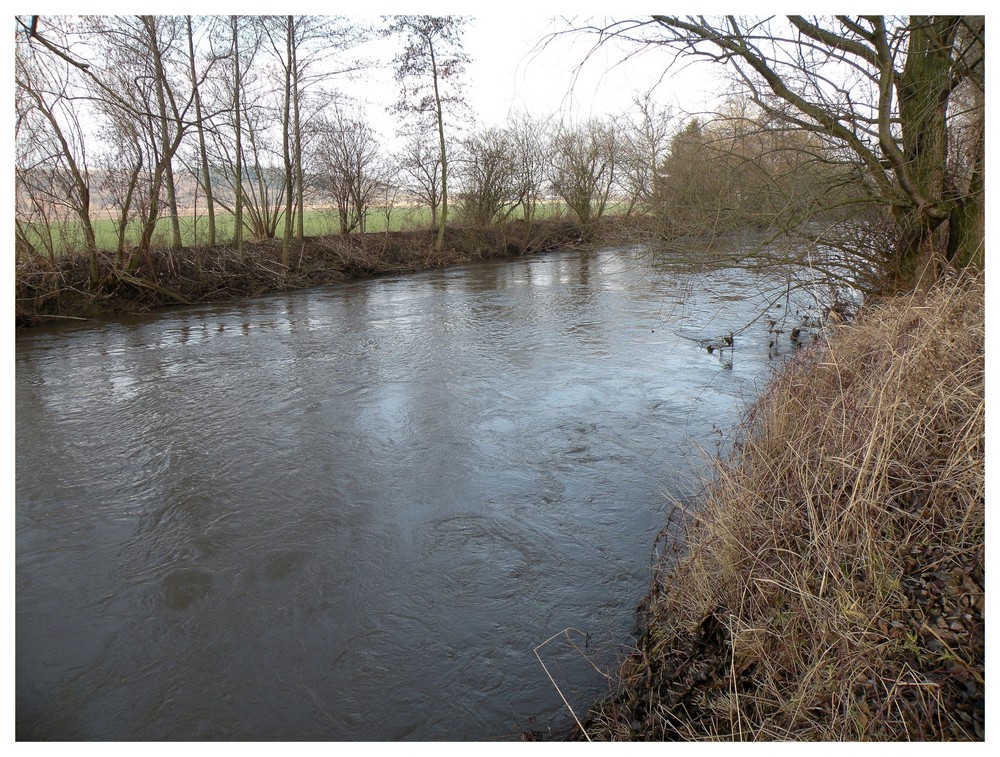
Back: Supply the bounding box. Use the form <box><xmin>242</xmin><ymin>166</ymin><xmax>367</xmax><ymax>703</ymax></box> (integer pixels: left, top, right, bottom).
<box><xmin>583</xmin><ymin>270</ymin><xmax>984</xmax><ymax>741</ymax></box>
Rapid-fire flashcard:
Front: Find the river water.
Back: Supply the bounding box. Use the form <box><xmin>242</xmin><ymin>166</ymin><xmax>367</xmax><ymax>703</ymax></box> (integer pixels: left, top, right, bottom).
<box><xmin>16</xmin><ymin>247</ymin><xmax>817</xmax><ymax>740</ymax></box>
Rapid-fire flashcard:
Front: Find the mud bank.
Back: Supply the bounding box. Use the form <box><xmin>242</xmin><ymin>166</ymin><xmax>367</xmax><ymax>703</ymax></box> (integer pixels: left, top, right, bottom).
<box><xmin>15</xmin><ymin>219</ymin><xmax>612</xmax><ymax>326</ymax></box>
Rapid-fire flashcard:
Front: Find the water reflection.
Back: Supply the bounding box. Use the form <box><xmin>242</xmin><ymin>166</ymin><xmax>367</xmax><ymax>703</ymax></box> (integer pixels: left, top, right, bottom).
<box><xmin>16</xmin><ymin>248</ymin><xmax>819</xmax><ymax>740</ymax></box>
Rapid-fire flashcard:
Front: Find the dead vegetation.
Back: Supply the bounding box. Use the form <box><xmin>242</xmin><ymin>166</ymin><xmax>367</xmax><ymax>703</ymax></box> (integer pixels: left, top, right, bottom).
<box><xmin>577</xmin><ymin>271</ymin><xmax>984</xmax><ymax>741</ymax></box>
<box><xmin>14</xmin><ymin>219</ymin><xmax>593</xmax><ymax>325</ymax></box>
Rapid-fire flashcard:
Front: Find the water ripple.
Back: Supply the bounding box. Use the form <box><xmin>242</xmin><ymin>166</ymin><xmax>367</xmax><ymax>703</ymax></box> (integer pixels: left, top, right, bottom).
<box><xmin>16</xmin><ymin>248</ymin><xmax>822</xmax><ymax>739</ymax></box>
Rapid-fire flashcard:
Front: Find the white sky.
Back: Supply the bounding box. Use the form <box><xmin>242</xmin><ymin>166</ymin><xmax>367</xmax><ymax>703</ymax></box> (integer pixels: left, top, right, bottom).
<box><xmin>331</xmin><ymin>9</ymin><xmax>726</xmax><ymax>136</ymax></box>
<box><xmin>441</xmin><ymin>13</ymin><xmax>721</xmax><ymax>125</ymax></box>
<box><xmin>20</xmin><ymin>4</ymin><xmax>727</xmax><ymax>135</ymax></box>
<box><xmin>465</xmin><ymin>14</ymin><xmax>723</xmax><ymax>125</ymax></box>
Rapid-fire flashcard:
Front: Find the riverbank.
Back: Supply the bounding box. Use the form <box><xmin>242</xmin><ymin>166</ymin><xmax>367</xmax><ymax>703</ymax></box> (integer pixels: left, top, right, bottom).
<box><xmin>15</xmin><ymin>218</ymin><xmax>626</xmax><ymax>326</ymax></box>
<box><xmin>572</xmin><ymin>271</ymin><xmax>984</xmax><ymax>741</ymax></box>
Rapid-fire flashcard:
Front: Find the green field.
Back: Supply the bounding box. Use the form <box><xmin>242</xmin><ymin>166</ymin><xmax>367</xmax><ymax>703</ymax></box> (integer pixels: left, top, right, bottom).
<box><xmin>18</xmin><ymin>202</ymin><xmax>580</xmax><ymax>256</ymax></box>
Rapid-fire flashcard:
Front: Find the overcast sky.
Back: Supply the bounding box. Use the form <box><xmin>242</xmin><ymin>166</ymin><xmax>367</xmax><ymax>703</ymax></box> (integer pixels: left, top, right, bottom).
<box><xmin>460</xmin><ymin>14</ymin><xmax>723</xmax><ymax>125</ymax></box>
<box><xmin>344</xmin><ymin>11</ymin><xmax>725</xmax><ymax>136</ymax></box>
<box><xmin>31</xmin><ymin>3</ymin><xmax>727</xmax><ymax>134</ymax></box>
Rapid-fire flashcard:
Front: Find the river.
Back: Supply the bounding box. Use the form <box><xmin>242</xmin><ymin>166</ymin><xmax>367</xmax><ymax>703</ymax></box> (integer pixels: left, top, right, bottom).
<box><xmin>15</xmin><ymin>247</ymin><xmax>819</xmax><ymax>740</ymax></box>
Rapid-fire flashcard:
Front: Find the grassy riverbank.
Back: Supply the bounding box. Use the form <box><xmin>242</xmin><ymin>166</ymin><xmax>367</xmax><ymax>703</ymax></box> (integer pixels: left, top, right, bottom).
<box><xmin>576</xmin><ymin>271</ymin><xmax>984</xmax><ymax>741</ymax></box>
<box><xmin>15</xmin><ymin>218</ymin><xmax>619</xmax><ymax>325</ymax></box>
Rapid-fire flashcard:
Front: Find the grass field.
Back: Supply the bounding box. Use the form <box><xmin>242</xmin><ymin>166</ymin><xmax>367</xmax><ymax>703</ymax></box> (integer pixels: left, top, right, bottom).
<box><xmin>18</xmin><ymin>202</ymin><xmax>581</xmax><ymax>255</ymax></box>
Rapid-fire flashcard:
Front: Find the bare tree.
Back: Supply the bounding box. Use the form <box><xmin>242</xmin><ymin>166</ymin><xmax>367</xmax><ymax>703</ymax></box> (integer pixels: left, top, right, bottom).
<box><xmin>396</xmin><ymin>133</ymin><xmax>443</xmax><ymax>230</ymax></box>
<box><xmin>203</xmin><ymin>16</ymin><xmax>284</xmax><ymax>245</ymax></box>
<box><xmin>76</xmin><ymin>15</ymin><xmax>201</xmax><ymax>260</ymax></box>
<box><xmin>140</xmin><ymin>15</ymin><xmax>186</xmax><ymax>250</ymax></box>
<box><xmin>571</xmin><ymin>15</ymin><xmax>985</xmax><ymax>289</ymax></box>
<box><xmin>285</xmin><ymin>16</ymin><xmax>366</xmax><ymax>242</ymax></box>
<box><xmin>314</xmin><ymin>108</ymin><xmax>386</xmax><ymax>235</ymax></box>
<box><xmin>548</xmin><ymin>118</ymin><xmax>619</xmax><ymax>224</ymax></box>
<box><xmin>230</xmin><ymin>14</ymin><xmax>245</xmax><ymax>251</ymax></box>
<box><xmin>257</xmin><ymin>14</ymin><xmax>298</xmax><ymax>264</ymax></box>
<box><xmin>15</xmin><ymin>13</ymin><xmax>370</xmax><ymax>269</ymax></box>
<box><xmin>260</xmin><ymin>15</ymin><xmax>305</xmax><ymax>263</ymax></box>
<box><xmin>185</xmin><ymin>15</ymin><xmax>221</xmax><ymax>248</ymax></box>
<box><xmin>618</xmin><ymin>93</ymin><xmax>674</xmax><ymax>217</ymax></box>
<box><xmin>455</xmin><ymin>127</ymin><xmax>522</xmax><ymax>226</ymax></box>
<box><xmin>385</xmin><ymin>15</ymin><xmax>471</xmax><ymax>250</ymax></box>
<box><xmin>375</xmin><ymin>170</ymin><xmax>403</xmax><ymax>235</ymax></box>
<box><xmin>15</xmin><ymin>24</ymin><xmax>98</xmax><ymax>276</ymax></box>
<box><xmin>15</xmin><ymin>132</ymin><xmax>84</xmax><ymax>265</ymax></box>
<box><xmin>94</xmin><ymin>120</ymin><xmax>146</xmax><ymax>263</ymax></box>
<box><xmin>506</xmin><ymin>110</ymin><xmax>550</xmax><ymax>223</ymax></box>
<box><xmin>209</xmin><ymin>15</ymin><xmax>365</xmax><ymax>254</ymax></box>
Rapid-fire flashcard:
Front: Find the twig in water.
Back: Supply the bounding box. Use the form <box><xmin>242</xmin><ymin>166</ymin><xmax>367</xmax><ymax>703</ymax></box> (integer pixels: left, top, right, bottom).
<box><xmin>533</xmin><ymin>627</ymin><xmax>593</xmax><ymax>742</ymax></box>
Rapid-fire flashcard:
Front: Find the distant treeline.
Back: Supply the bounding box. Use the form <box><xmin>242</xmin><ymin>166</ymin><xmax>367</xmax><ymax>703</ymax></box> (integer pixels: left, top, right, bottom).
<box><xmin>15</xmin><ymin>15</ymin><xmax>984</xmax><ymax>296</ymax></box>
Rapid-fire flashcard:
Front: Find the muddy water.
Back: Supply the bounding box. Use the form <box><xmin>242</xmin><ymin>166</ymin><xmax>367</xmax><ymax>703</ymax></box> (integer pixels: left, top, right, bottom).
<box><xmin>16</xmin><ymin>248</ymin><xmax>813</xmax><ymax>740</ymax></box>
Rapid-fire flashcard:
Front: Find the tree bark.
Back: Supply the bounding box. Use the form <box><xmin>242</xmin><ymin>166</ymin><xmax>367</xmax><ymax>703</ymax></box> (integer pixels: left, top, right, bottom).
<box><xmin>429</xmin><ymin>37</ymin><xmax>448</xmax><ymax>251</ymax></box>
<box><xmin>116</xmin><ymin>155</ymin><xmax>142</xmax><ymax>266</ymax></box>
<box><xmin>291</xmin><ymin>23</ymin><xmax>305</xmax><ymax>242</ymax></box>
<box><xmin>144</xmin><ymin>16</ymin><xmax>183</xmax><ymax>251</ymax></box>
<box><xmin>232</xmin><ymin>15</ymin><xmax>243</xmax><ymax>253</ymax></box>
<box><xmin>186</xmin><ymin>15</ymin><xmax>216</xmax><ymax>248</ymax></box>
<box><xmin>280</xmin><ymin>15</ymin><xmax>294</xmax><ymax>267</ymax></box>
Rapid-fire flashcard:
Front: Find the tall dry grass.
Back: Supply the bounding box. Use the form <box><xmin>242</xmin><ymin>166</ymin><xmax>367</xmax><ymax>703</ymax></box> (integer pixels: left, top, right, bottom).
<box><xmin>585</xmin><ymin>271</ymin><xmax>984</xmax><ymax>741</ymax></box>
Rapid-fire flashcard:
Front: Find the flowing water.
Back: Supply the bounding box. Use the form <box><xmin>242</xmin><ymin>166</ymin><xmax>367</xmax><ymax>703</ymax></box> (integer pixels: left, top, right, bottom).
<box><xmin>16</xmin><ymin>247</ymin><xmax>819</xmax><ymax>740</ymax></box>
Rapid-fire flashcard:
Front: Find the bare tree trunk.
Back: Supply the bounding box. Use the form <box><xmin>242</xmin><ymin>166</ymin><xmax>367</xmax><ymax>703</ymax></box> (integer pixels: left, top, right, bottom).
<box><xmin>232</xmin><ymin>15</ymin><xmax>243</xmax><ymax>253</ymax></box>
<box><xmin>17</xmin><ymin>71</ymin><xmax>98</xmax><ymax>278</ymax></box>
<box><xmin>116</xmin><ymin>156</ymin><xmax>143</xmax><ymax>266</ymax></box>
<box><xmin>136</xmin><ymin>163</ymin><xmax>165</xmax><ymax>257</ymax></box>
<box><xmin>887</xmin><ymin>17</ymin><xmax>956</xmax><ymax>288</ymax></box>
<box><xmin>144</xmin><ymin>16</ymin><xmax>183</xmax><ymax>250</ymax></box>
<box><xmin>280</xmin><ymin>15</ymin><xmax>294</xmax><ymax>267</ymax></box>
<box><xmin>291</xmin><ymin>24</ymin><xmax>305</xmax><ymax>242</ymax></box>
<box><xmin>947</xmin><ymin>116</ymin><xmax>984</xmax><ymax>268</ymax></box>
<box><xmin>163</xmin><ymin>158</ymin><xmax>183</xmax><ymax>249</ymax></box>
<box><xmin>187</xmin><ymin>15</ymin><xmax>215</xmax><ymax>248</ymax></box>
<box><xmin>429</xmin><ymin>40</ymin><xmax>447</xmax><ymax>251</ymax></box>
